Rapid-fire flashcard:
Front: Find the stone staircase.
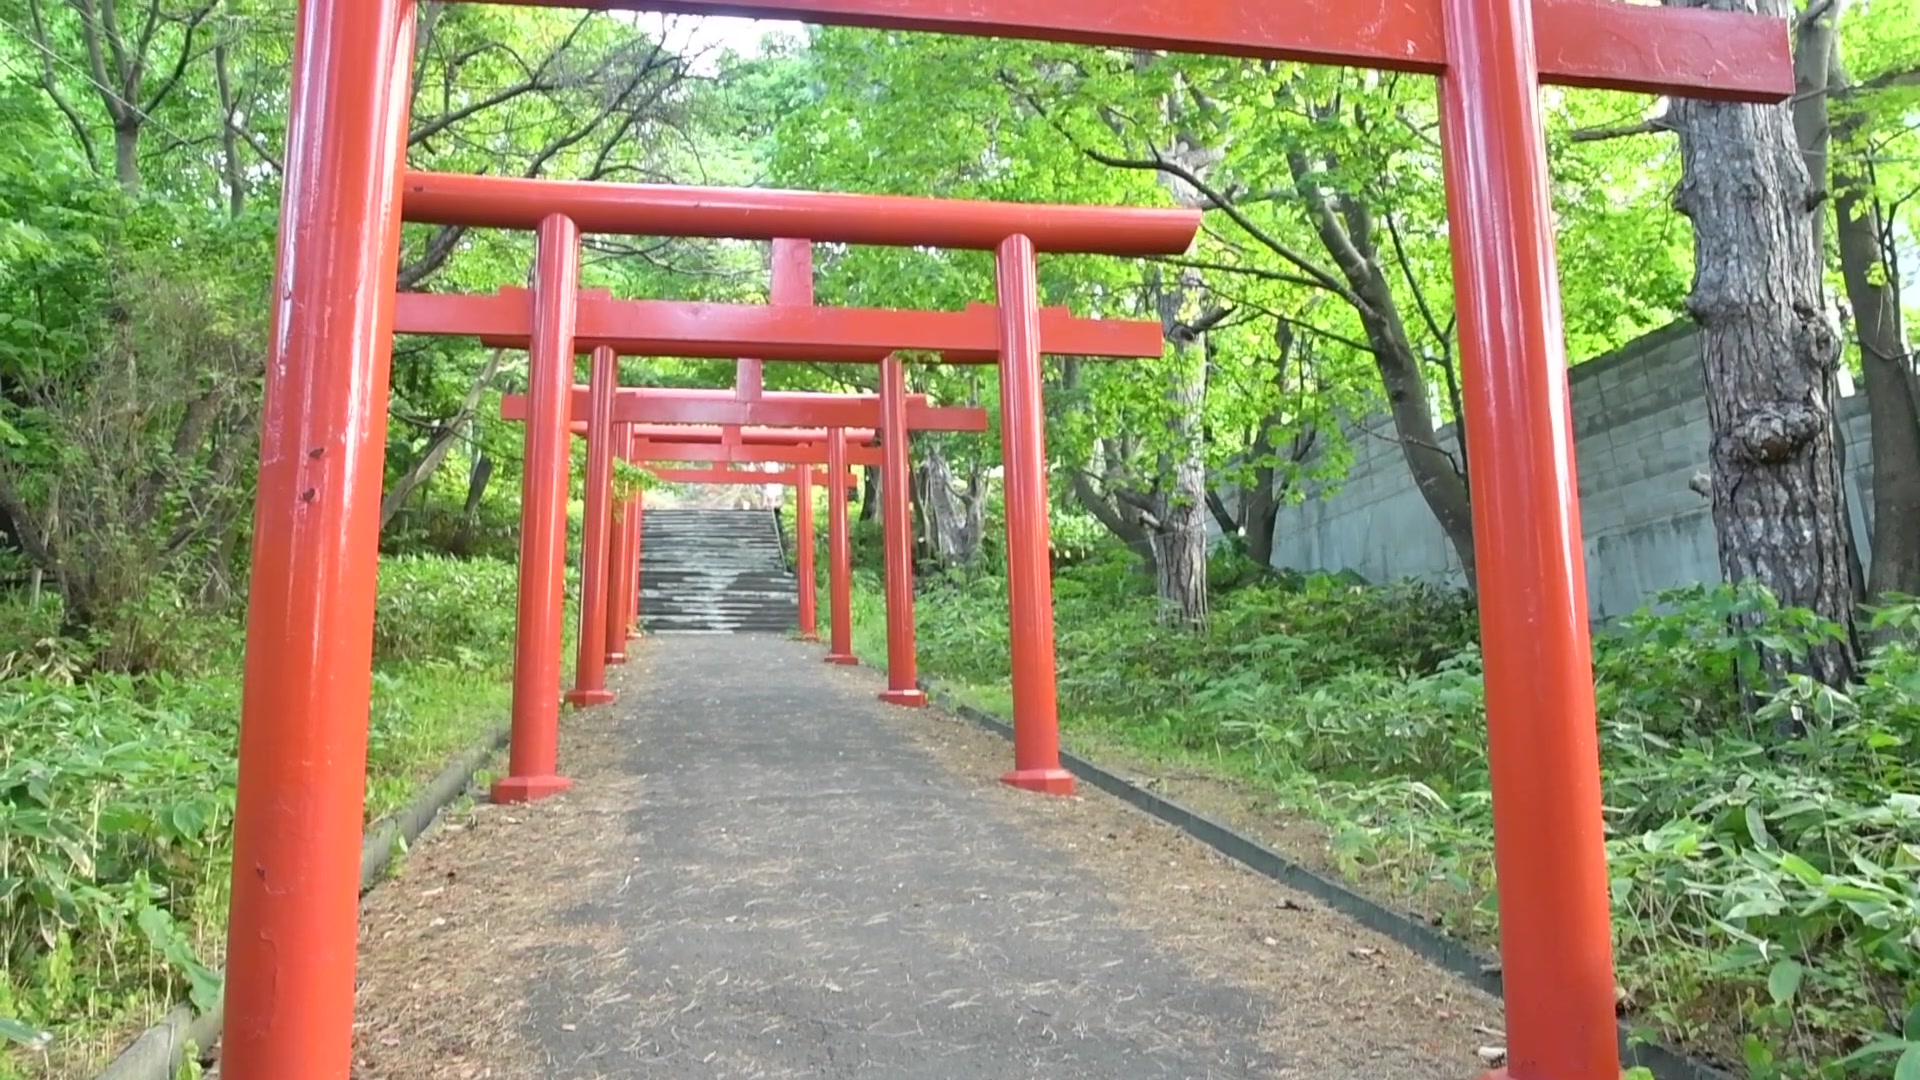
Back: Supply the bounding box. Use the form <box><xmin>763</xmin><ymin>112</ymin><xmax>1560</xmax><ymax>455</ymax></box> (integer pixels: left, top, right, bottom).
<box><xmin>639</xmin><ymin>507</ymin><xmax>798</xmax><ymax>634</ymax></box>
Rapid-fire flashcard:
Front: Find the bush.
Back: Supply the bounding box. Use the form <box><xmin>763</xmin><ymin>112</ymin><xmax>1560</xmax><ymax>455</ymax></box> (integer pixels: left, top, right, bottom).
<box><xmin>0</xmin><ymin>674</ymin><xmax>237</xmax><ymax>1049</ymax></box>
<box><xmin>2</xmin><ymin>553</ymin><xmax>520</xmax><ymax>1072</ymax></box>
<box><xmin>372</xmin><ymin>555</ymin><xmax>519</xmax><ymax>669</ymax></box>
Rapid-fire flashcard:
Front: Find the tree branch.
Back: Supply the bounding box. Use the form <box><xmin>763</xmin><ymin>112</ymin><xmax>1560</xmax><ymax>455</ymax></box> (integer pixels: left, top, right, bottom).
<box><xmin>139</xmin><ymin>1</ymin><xmax>219</xmax><ymax>118</ymax></box>
<box><xmin>1568</xmin><ymin>115</ymin><xmax>1672</xmax><ymax>143</ymax></box>
<box><xmin>25</xmin><ymin>0</ymin><xmax>101</xmax><ymax>170</ymax></box>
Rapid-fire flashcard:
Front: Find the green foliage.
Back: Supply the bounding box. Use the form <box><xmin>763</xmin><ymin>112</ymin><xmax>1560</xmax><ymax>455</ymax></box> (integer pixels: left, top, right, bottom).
<box><xmin>0</xmin><ymin>676</ymin><xmax>237</xmax><ymax>1027</ymax></box>
<box><xmin>0</xmin><ymin>555</ymin><xmax>518</xmax><ymax>1076</ymax></box>
<box><xmin>373</xmin><ymin>555</ymin><xmax>521</xmax><ymax>668</ymax></box>
<box><xmin>869</xmin><ymin>552</ymin><xmax>1920</xmax><ymax>1077</ymax></box>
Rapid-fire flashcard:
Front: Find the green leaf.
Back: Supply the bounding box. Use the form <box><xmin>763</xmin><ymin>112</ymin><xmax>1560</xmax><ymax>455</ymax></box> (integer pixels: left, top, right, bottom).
<box><xmin>1766</xmin><ymin>959</ymin><xmax>1804</xmax><ymax>1005</ymax></box>
<box><xmin>1726</xmin><ymin>897</ymin><xmax>1784</xmax><ymax>920</ymax></box>
<box><xmin>0</xmin><ymin>1016</ymin><xmax>50</xmax><ymax>1048</ymax></box>
<box><xmin>1905</xmin><ymin>1000</ymin><xmax>1920</xmax><ymax>1042</ymax></box>
<box><xmin>1776</xmin><ymin>852</ymin><xmax>1824</xmax><ymax>885</ymax></box>
<box><xmin>1745</xmin><ymin>802</ymin><xmax>1776</xmax><ymax>850</ymax></box>
<box><xmin>1896</xmin><ymin>1044</ymin><xmax>1920</xmax><ymax>1080</ymax></box>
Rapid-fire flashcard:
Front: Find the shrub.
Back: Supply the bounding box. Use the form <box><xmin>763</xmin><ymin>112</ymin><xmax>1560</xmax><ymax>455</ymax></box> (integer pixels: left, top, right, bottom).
<box><xmin>372</xmin><ymin>555</ymin><xmax>519</xmax><ymax>669</ymax></box>
<box><xmin>3</xmin><ymin>553</ymin><xmax>521</xmax><ymax>1067</ymax></box>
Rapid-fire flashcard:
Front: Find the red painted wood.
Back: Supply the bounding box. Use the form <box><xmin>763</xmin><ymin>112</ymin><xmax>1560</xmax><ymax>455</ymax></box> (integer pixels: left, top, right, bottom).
<box><xmin>403</xmin><ymin>172</ymin><xmax>1200</xmax><ymax>253</ymax></box>
<box><xmin>995</xmin><ymin>235</ymin><xmax>1073</xmax><ymax>797</ymax></box>
<box><xmin>1439</xmin><ymin>0</ymin><xmax>1617</xmax><ymax>1075</ymax></box>
<box><xmin>221</xmin><ymin>6</ymin><xmax>416</xmax><ymax>1077</ymax></box>
<box><xmin>878</xmin><ymin>355</ymin><xmax>927</xmax><ymax>707</ymax></box>
<box><xmin>565</xmin><ymin>345</ymin><xmax>619</xmax><ymax>708</ymax></box>
<box><xmin>462</xmin><ymin>0</ymin><xmax>1790</xmax><ymax>101</ymax></box>
<box><xmin>493</xmin><ymin>213</ymin><xmax>580</xmax><ymax>806</ymax></box>
<box><xmin>628</xmin><ymin>440</ymin><xmax>885</xmax><ymax>467</ymax></box>
<box><xmin>394</xmin><ymin>290</ymin><xmax>1165</xmax><ymax>363</ymax></box>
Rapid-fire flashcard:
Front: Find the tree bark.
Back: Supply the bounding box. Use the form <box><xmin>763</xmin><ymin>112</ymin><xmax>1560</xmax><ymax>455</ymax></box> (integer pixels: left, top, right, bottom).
<box><xmin>1149</xmin><ymin>271</ymin><xmax>1211</xmax><ymax>628</ymax></box>
<box><xmin>113</xmin><ymin>123</ymin><xmax>141</xmax><ymax>194</ymax></box>
<box><xmin>214</xmin><ymin>28</ymin><xmax>246</xmax><ymax>217</ymax></box>
<box><xmin>915</xmin><ymin>446</ymin><xmax>983</xmax><ymax>570</ymax></box>
<box><xmin>1668</xmin><ymin>0</ymin><xmax>1856</xmax><ymax>686</ymax></box>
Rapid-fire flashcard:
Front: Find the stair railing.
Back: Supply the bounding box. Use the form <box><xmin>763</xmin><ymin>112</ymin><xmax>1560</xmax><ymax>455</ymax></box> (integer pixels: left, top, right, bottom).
<box><xmin>769</xmin><ymin>506</ymin><xmax>796</xmax><ymax>573</ymax></box>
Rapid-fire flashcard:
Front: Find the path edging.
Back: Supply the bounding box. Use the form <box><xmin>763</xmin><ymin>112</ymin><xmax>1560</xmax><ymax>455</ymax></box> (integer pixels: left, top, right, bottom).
<box><xmin>91</xmin><ymin>725</ymin><xmax>512</xmax><ymax>1080</ymax></box>
<box><xmin>912</xmin><ymin>678</ymin><xmax>1731</xmax><ymax>1080</ymax></box>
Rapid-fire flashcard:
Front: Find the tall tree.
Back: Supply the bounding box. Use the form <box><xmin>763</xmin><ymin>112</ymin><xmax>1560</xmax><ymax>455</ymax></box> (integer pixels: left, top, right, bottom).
<box><xmin>22</xmin><ymin>0</ymin><xmax>218</xmax><ymax>192</ymax></box>
<box><xmin>1825</xmin><ymin>1</ymin><xmax>1920</xmax><ymax>599</ymax></box>
<box><xmin>1667</xmin><ymin>0</ymin><xmax>1857</xmax><ymax>685</ymax></box>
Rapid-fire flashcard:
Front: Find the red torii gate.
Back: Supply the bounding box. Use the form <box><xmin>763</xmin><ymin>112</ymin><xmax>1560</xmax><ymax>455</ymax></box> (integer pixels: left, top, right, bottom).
<box><xmin>514</xmin><ymin>387</ymin><xmax>975</xmax><ymax>703</ymax></box>
<box><xmin>235</xmin><ymin>2</ymin><xmax>1791</xmax><ymax>1078</ymax></box>
<box><xmin>629</xmin><ymin>439</ymin><xmax>864</xmax><ymax>649</ymax></box>
<box><xmin>441</xmin><ymin>273</ymin><xmax>1096</xmax><ymax>803</ymax></box>
<box><xmin>469</xmin><ymin>285</ymin><xmax>1142</xmax><ymax>760</ymax></box>
<box><xmin>630</xmin><ymin>363</ymin><xmax>942</xmax><ymax>705</ymax></box>
<box><xmin>502</xmin><ymin>376</ymin><xmax>987</xmax><ymax>687</ymax></box>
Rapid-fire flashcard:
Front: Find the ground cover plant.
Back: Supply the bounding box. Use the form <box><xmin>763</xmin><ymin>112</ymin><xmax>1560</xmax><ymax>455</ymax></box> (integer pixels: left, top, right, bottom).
<box><xmin>0</xmin><ymin>554</ymin><xmax>526</xmax><ymax>1079</ymax></box>
<box><xmin>850</xmin><ymin>548</ymin><xmax>1920</xmax><ymax>1079</ymax></box>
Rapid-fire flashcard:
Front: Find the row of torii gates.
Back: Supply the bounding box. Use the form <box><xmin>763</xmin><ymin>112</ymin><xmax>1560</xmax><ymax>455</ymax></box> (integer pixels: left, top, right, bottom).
<box><xmin>226</xmin><ymin>1</ymin><xmax>1792</xmax><ymax>1077</ymax></box>
<box><xmin>469</xmin><ymin>237</ymin><xmax>1149</xmax><ymax>730</ymax></box>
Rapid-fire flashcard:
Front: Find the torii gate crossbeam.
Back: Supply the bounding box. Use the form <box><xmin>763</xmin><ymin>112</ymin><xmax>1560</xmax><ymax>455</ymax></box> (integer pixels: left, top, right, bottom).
<box><xmin>498</xmin><ymin>388</ymin><xmax>989</xmax><ymax>430</ymax></box>
<box><xmin>394</xmin><ymin>289</ymin><xmax>1165</xmax><ymax>362</ymax></box>
<box><xmin>470</xmin><ymin>0</ymin><xmax>1789</xmax><ymax>101</ymax></box>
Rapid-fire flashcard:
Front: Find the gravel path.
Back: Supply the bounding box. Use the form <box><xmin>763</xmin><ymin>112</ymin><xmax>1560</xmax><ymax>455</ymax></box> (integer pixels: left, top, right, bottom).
<box><xmin>352</xmin><ymin>634</ymin><xmax>1501</xmax><ymax>1079</ymax></box>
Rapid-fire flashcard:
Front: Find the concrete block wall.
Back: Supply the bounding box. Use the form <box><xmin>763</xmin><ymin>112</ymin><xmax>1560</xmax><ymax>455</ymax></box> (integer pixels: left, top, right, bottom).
<box><xmin>1266</xmin><ymin>322</ymin><xmax>1878</xmax><ymax>620</ymax></box>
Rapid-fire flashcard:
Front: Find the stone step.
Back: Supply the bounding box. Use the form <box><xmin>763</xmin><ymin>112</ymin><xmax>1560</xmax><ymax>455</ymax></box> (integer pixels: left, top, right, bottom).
<box><xmin>635</xmin><ymin>509</ymin><xmax>792</xmax><ymax>633</ymax></box>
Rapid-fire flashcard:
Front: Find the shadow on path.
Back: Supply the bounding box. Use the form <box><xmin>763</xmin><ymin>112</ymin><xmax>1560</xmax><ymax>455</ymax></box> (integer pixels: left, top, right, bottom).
<box><xmin>353</xmin><ymin>634</ymin><xmax>1500</xmax><ymax>1080</ymax></box>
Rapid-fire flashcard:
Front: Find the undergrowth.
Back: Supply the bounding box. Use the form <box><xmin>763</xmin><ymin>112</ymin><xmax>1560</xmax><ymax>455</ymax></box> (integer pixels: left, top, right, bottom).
<box><xmin>0</xmin><ymin>554</ymin><xmax>524</xmax><ymax>1079</ymax></box>
<box><xmin>855</xmin><ymin>549</ymin><xmax>1920</xmax><ymax>1079</ymax></box>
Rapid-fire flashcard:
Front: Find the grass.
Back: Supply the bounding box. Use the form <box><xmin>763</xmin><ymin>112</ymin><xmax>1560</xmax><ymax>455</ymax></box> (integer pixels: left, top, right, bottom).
<box><xmin>1</xmin><ymin>553</ymin><xmax>559</xmax><ymax>1080</ymax></box>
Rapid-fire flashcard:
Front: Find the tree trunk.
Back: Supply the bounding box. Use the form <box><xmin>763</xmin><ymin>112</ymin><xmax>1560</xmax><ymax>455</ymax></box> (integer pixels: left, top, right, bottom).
<box><xmin>113</xmin><ymin>122</ymin><xmax>141</xmax><ymax>194</ymax></box>
<box><xmin>859</xmin><ymin>464</ymin><xmax>879</xmax><ymax>523</ymax></box>
<box><xmin>1151</xmin><ymin>407</ymin><xmax>1209</xmax><ymax>626</ymax></box>
<box><xmin>1668</xmin><ymin>0</ymin><xmax>1856</xmax><ymax>686</ymax></box>
<box><xmin>1289</xmin><ymin>153</ymin><xmax>1476</xmax><ymax>583</ymax></box>
<box><xmin>1149</xmin><ymin>275</ymin><xmax>1210</xmax><ymax>628</ymax></box>
<box><xmin>215</xmin><ymin>36</ymin><xmax>246</xmax><ymax>217</ymax></box>
<box><xmin>915</xmin><ymin>447</ymin><xmax>982</xmax><ymax>570</ymax></box>
<box><xmin>379</xmin><ymin>350</ymin><xmax>507</xmax><ymax>529</ymax></box>
<box><xmin>1829</xmin><ymin>53</ymin><xmax>1920</xmax><ymax>599</ymax></box>
<box><xmin>1241</xmin><ymin>456</ymin><xmax>1280</xmax><ymax>568</ymax></box>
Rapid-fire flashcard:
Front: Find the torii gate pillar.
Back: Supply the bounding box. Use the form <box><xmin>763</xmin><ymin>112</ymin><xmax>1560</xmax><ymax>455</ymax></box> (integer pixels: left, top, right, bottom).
<box><xmin>796</xmin><ymin>463</ymin><xmax>819</xmax><ymax>640</ymax></box>
<box><xmin>620</xmin><ymin>482</ymin><xmax>644</xmax><ymax>654</ymax></box>
<box><xmin>492</xmin><ymin>213</ymin><xmax>580</xmax><ymax>805</ymax></box>
<box><xmin>606</xmin><ymin>427</ymin><xmax>633</xmax><ymax>665</ymax></box>
<box><xmin>995</xmin><ymin>235</ymin><xmax>1072</xmax><ymax>796</ymax></box>
<box><xmin>566</xmin><ymin>345</ymin><xmax>620</xmax><ymax>706</ymax></box>
<box><xmin>219</xmin><ymin>6</ymin><xmax>415</xmax><ymax>1076</ymax></box>
<box><xmin>877</xmin><ymin>354</ymin><xmax>927</xmax><ymax>706</ymax></box>
<box><xmin>1440</xmin><ymin>1</ymin><xmax>1613</xmax><ymax>1076</ymax></box>
<box><xmin>823</xmin><ymin>429</ymin><xmax>857</xmax><ymax>665</ymax></box>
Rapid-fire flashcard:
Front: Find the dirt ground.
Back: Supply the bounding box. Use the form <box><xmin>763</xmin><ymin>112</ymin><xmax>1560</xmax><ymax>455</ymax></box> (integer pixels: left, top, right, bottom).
<box><xmin>817</xmin><ymin>662</ymin><xmax>1507</xmax><ymax>1075</ymax></box>
<box><xmin>344</xmin><ymin>639</ymin><xmax>1505</xmax><ymax>1079</ymax></box>
<box><xmin>349</xmin><ymin>655</ymin><xmax>657</xmax><ymax>1080</ymax></box>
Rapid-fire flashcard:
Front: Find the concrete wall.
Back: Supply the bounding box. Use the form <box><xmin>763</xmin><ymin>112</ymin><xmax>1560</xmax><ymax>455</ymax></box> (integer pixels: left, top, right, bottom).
<box><xmin>1267</xmin><ymin>322</ymin><xmax>1878</xmax><ymax>620</ymax></box>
